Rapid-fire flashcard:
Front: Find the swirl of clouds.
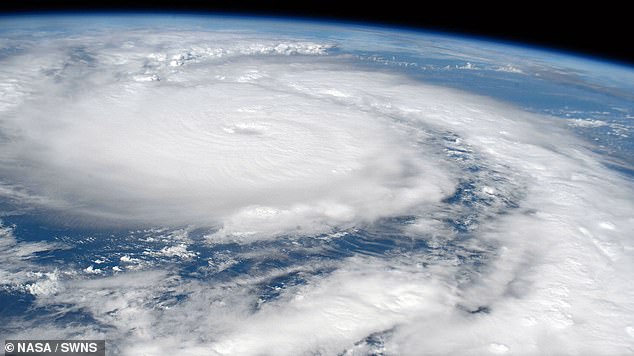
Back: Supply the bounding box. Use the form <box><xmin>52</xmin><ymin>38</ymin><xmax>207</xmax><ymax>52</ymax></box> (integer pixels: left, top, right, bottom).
<box><xmin>0</xmin><ymin>16</ymin><xmax>633</xmax><ymax>355</ymax></box>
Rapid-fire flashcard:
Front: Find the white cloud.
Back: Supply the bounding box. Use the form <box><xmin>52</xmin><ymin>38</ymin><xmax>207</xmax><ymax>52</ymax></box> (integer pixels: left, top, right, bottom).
<box><xmin>0</xmin><ymin>33</ymin><xmax>456</xmax><ymax>237</ymax></box>
<box><xmin>0</xmin><ymin>221</ymin><xmax>70</xmax><ymax>296</ymax></box>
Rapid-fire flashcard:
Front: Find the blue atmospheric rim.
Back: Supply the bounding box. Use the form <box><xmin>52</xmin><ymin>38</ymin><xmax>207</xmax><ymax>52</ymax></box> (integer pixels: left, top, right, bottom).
<box><xmin>1</xmin><ymin>9</ymin><xmax>633</xmax><ymax>71</ymax></box>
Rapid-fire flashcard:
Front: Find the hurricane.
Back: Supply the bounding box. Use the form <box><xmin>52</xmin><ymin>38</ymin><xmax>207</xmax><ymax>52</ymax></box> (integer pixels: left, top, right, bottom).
<box><xmin>1</xmin><ymin>15</ymin><xmax>633</xmax><ymax>355</ymax></box>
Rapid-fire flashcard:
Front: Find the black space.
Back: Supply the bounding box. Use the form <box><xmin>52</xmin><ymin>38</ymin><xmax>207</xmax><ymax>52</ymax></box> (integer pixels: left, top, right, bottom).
<box><xmin>1</xmin><ymin>1</ymin><xmax>631</xmax><ymax>66</ymax></box>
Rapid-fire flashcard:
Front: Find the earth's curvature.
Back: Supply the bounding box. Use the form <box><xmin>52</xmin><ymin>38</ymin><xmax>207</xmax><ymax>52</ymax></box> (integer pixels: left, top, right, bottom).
<box><xmin>0</xmin><ymin>14</ymin><xmax>633</xmax><ymax>355</ymax></box>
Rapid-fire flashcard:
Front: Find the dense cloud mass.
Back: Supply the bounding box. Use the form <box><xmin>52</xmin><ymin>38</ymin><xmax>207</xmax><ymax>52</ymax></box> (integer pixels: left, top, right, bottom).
<box><xmin>0</xmin><ymin>17</ymin><xmax>633</xmax><ymax>355</ymax></box>
<box><xmin>0</xmin><ymin>31</ymin><xmax>457</xmax><ymax>236</ymax></box>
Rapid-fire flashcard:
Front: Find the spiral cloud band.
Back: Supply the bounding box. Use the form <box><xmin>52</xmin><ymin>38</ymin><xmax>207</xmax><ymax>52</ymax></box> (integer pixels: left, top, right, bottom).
<box><xmin>1</xmin><ymin>18</ymin><xmax>633</xmax><ymax>355</ymax></box>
